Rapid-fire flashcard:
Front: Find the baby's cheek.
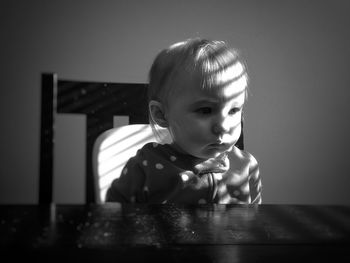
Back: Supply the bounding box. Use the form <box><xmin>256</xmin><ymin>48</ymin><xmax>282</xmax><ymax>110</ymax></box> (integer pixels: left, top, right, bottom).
<box><xmin>228</xmin><ymin>118</ymin><xmax>242</xmax><ymax>142</ymax></box>
<box><xmin>186</xmin><ymin>123</ymin><xmax>210</xmax><ymax>143</ymax></box>
<box><xmin>233</xmin><ymin>122</ymin><xmax>242</xmax><ymax>138</ymax></box>
<box><xmin>231</xmin><ymin>112</ymin><xmax>242</xmax><ymax>128</ymax></box>
<box><xmin>173</xmin><ymin>119</ymin><xmax>204</xmax><ymax>140</ymax></box>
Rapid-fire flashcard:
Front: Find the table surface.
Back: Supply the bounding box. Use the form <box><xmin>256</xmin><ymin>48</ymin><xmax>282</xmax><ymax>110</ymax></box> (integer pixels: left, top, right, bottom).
<box><xmin>1</xmin><ymin>204</ymin><xmax>350</xmax><ymax>262</ymax></box>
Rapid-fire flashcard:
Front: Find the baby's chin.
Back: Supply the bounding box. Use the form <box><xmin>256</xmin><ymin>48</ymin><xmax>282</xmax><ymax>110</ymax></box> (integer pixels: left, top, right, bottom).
<box><xmin>194</xmin><ymin>148</ymin><xmax>232</xmax><ymax>160</ymax></box>
<box><xmin>176</xmin><ymin>143</ymin><xmax>234</xmax><ymax>160</ymax></box>
<box><xmin>206</xmin><ymin>145</ymin><xmax>234</xmax><ymax>158</ymax></box>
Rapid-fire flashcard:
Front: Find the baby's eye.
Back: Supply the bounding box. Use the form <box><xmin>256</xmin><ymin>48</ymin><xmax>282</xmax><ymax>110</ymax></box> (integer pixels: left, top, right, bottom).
<box><xmin>229</xmin><ymin>107</ymin><xmax>241</xmax><ymax>115</ymax></box>
<box><xmin>195</xmin><ymin>107</ymin><xmax>212</xmax><ymax>115</ymax></box>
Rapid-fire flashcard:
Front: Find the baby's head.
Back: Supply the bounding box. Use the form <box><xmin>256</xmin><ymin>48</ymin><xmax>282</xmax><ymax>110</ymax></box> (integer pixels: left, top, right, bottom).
<box><xmin>148</xmin><ymin>38</ymin><xmax>249</xmax><ymax>159</ymax></box>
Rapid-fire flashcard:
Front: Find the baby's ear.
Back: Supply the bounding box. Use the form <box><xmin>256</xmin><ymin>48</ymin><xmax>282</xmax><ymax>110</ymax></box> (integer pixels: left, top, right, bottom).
<box><xmin>149</xmin><ymin>100</ymin><xmax>168</xmax><ymax>128</ymax></box>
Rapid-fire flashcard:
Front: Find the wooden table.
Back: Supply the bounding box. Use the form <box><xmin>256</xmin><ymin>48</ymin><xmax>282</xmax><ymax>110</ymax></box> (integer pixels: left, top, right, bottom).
<box><xmin>1</xmin><ymin>204</ymin><xmax>349</xmax><ymax>262</ymax></box>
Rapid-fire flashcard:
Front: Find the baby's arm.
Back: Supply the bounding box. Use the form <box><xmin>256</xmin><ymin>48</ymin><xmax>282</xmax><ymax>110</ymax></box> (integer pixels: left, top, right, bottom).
<box><xmin>248</xmin><ymin>153</ymin><xmax>262</xmax><ymax>204</ymax></box>
<box><xmin>105</xmin><ymin>157</ymin><xmax>146</xmax><ymax>203</ymax></box>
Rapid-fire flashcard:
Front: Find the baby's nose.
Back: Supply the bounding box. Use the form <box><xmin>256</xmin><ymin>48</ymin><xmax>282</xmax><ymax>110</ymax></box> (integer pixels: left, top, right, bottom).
<box><xmin>212</xmin><ymin>119</ymin><xmax>231</xmax><ymax>135</ymax></box>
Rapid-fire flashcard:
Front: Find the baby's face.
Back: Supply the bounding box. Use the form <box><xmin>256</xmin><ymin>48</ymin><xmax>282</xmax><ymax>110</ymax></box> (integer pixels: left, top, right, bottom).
<box><xmin>165</xmin><ymin>72</ymin><xmax>247</xmax><ymax>160</ymax></box>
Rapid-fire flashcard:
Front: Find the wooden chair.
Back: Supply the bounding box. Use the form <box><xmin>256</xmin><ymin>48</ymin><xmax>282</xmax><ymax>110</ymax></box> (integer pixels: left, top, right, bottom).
<box><xmin>39</xmin><ymin>73</ymin><xmax>149</xmax><ymax>204</ymax></box>
<box><xmin>39</xmin><ymin>73</ymin><xmax>244</xmax><ymax>204</ymax></box>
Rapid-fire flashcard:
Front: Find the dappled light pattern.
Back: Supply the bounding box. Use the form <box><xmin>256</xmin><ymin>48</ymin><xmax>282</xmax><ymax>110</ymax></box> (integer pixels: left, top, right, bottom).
<box><xmin>93</xmin><ymin>124</ymin><xmax>171</xmax><ymax>203</ymax></box>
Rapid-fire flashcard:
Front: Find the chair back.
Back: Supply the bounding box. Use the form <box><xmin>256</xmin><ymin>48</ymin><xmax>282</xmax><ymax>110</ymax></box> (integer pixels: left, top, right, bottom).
<box><xmin>39</xmin><ymin>73</ymin><xmax>148</xmax><ymax>204</ymax></box>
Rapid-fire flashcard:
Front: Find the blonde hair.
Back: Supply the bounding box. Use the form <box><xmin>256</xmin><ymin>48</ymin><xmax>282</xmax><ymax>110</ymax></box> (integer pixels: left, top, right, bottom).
<box><xmin>148</xmin><ymin>38</ymin><xmax>249</xmax><ymax>141</ymax></box>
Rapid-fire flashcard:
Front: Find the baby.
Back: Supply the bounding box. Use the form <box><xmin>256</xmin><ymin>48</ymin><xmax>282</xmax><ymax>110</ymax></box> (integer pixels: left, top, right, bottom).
<box><xmin>106</xmin><ymin>38</ymin><xmax>262</xmax><ymax>204</ymax></box>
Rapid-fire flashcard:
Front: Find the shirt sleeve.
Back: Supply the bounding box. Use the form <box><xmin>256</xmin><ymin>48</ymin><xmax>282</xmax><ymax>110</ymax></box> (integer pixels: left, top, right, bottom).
<box><xmin>105</xmin><ymin>154</ymin><xmax>146</xmax><ymax>203</ymax></box>
<box><xmin>248</xmin><ymin>154</ymin><xmax>262</xmax><ymax>204</ymax></box>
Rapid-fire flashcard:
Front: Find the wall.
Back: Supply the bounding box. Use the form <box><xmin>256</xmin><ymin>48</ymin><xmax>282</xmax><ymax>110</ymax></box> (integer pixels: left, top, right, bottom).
<box><xmin>1</xmin><ymin>0</ymin><xmax>349</xmax><ymax>204</ymax></box>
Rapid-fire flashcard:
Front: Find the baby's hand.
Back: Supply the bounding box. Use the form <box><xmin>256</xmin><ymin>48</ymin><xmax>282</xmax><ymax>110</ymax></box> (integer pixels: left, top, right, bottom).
<box><xmin>194</xmin><ymin>153</ymin><xmax>230</xmax><ymax>174</ymax></box>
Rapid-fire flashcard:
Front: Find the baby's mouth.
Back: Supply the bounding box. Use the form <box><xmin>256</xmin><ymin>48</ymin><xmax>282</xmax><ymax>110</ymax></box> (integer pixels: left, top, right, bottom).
<box><xmin>208</xmin><ymin>142</ymin><xmax>228</xmax><ymax>148</ymax></box>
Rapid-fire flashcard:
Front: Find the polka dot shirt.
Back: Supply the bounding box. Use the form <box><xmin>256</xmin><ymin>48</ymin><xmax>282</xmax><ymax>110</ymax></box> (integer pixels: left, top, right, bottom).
<box><xmin>106</xmin><ymin>143</ymin><xmax>262</xmax><ymax>204</ymax></box>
